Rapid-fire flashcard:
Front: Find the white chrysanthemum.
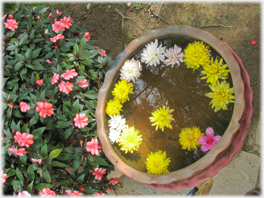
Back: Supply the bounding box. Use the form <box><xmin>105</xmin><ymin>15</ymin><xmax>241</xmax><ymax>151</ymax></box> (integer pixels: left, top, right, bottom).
<box><xmin>141</xmin><ymin>39</ymin><xmax>165</xmax><ymax>67</ymax></box>
<box><xmin>164</xmin><ymin>44</ymin><xmax>184</xmax><ymax>67</ymax></box>
<box><xmin>109</xmin><ymin>128</ymin><xmax>122</xmax><ymax>143</ymax></box>
<box><xmin>108</xmin><ymin>114</ymin><xmax>127</xmax><ymax>132</ymax></box>
<box><xmin>120</xmin><ymin>58</ymin><xmax>142</xmax><ymax>83</ymax></box>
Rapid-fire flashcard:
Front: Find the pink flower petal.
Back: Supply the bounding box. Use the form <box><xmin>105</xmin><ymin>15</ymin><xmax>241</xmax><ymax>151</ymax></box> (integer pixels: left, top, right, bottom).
<box><xmin>206</xmin><ymin>127</ymin><xmax>214</xmax><ymax>137</ymax></box>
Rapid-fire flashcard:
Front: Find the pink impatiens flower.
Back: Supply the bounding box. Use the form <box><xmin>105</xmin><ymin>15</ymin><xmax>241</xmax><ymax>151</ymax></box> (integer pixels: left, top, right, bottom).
<box><xmin>36</xmin><ymin>102</ymin><xmax>54</xmax><ymax>118</ymax></box>
<box><xmin>51</xmin><ymin>73</ymin><xmax>59</xmax><ymax>84</ymax></box>
<box><xmin>36</xmin><ymin>79</ymin><xmax>43</xmax><ymax>85</ymax></box>
<box><xmin>84</xmin><ymin>32</ymin><xmax>91</xmax><ymax>41</ymax></box>
<box><xmin>61</xmin><ymin>69</ymin><xmax>78</xmax><ymax>80</ymax></box>
<box><xmin>50</xmin><ymin>34</ymin><xmax>64</xmax><ymax>42</ymax></box>
<box><xmin>1</xmin><ymin>170</ymin><xmax>7</xmax><ymax>184</ymax></box>
<box><xmin>52</xmin><ymin>21</ymin><xmax>65</xmax><ymax>33</ymax></box>
<box><xmin>2</xmin><ymin>13</ymin><xmax>7</xmax><ymax>20</ymax></box>
<box><xmin>60</xmin><ymin>16</ymin><xmax>72</xmax><ymax>29</ymax></box>
<box><xmin>14</xmin><ymin>132</ymin><xmax>34</xmax><ymax>147</ymax></box>
<box><xmin>86</xmin><ymin>138</ymin><xmax>102</xmax><ymax>155</ymax></box>
<box><xmin>4</xmin><ymin>19</ymin><xmax>18</xmax><ymax>31</ymax></box>
<box><xmin>18</xmin><ymin>191</ymin><xmax>31</xmax><ymax>197</ymax></box>
<box><xmin>109</xmin><ymin>177</ymin><xmax>119</xmax><ymax>185</ymax></box>
<box><xmin>76</xmin><ymin>79</ymin><xmax>89</xmax><ymax>88</ymax></box>
<box><xmin>58</xmin><ymin>80</ymin><xmax>73</xmax><ymax>94</ymax></box>
<box><xmin>74</xmin><ymin>113</ymin><xmax>88</xmax><ymax>129</ymax></box>
<box><xmin>8</xmin><ymin>147</ymin><xmax>27</xmax><ymax>156</ymax></box>
<box><xmin>198</xmin><ymin>127</ymin><xmax>222</xmax><ymax>152</ymax></box>
<box><xmin>46</xmin><ymin>59</ymin><xmax>52</xmax><ymax>64</ymax></box>
<box><xmin>9</xmin><ymin>104</ymin><xmax>14</xmax><ymax>109</ymax></box>
<box><xmin>31</xmin><ymin>158</ymin><xmax>42</xmax><ymax>165</ymax></box>
<box><xmin>99</xmin><ymin>49</ymin><xmax>107</xmax><ymax>57</ymax></box>
<box><xmin>20</xmin><ymin>101</ymin><xmax>30</xmax><ymax>112</ymax></box>
<box><xmin>93</xmin><ymin>168</ymin><xmax>106</xmax><ymax>181</ymax></box>
<box><xmin>65</xmin><ymin>190</ymin><xmax>83</xmax><ymax>196</ymax></box>
<box><xmin>39</xmin><ymin>188</ymin><xmax>56</xmax><ymax>196</ymax></box>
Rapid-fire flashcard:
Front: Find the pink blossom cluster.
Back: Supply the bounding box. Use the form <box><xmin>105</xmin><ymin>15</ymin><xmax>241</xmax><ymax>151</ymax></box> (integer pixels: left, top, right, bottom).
<box><xmin>3</xmin><ymin>14</ymin><xmax>18</xmax><ymax>31</ymax></box>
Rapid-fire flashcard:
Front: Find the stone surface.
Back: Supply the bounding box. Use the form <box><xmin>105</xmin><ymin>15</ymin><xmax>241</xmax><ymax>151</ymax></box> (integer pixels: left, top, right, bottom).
<box><xmin>107</xmin><ymin>151</ymin><xmax>260</xmax><ymax>196</ymax></box>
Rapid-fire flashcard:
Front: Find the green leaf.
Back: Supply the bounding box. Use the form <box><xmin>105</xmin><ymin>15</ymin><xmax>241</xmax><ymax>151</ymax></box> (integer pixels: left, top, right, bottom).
<box><xmin>73</xmin><ymin>43</ymin><xmax>80</xmax><ymax>55</ymax></box>
<box><xmin>32</xmin><ymin>127</ymin><xmax>46</xmax><ymax>139</ymax></box>
<box><xmin>40</xmin><ymin>89</ymin><xmax>46</xmax><ymax>101</ymax></box>
<box><xmin>43</xmin><ymin>171</ymin><xmax>51</xmax><ymax>183</ymax></box>
<box><xmin>41</xmin><ymin>144</ymin><xmax>48</xmax><ymax>157</ymax></box>
<box><xmin>27</xmin><ymin>165</ymin><xmax>35</xmax><ymax>181</ymax></box>
<box><xmin>76</xmin><ymin>174</ymin><xmax>86</xmax><ymax>183</ymax></box>
<box><xmin>50</xmin><ymin>161</ymin><xmax>68</xmax><ymax>167</ymax></box>
<box><xmin>73</xmin><ymin>159</ymin><xmax>80</xmax><ymax>171</ymax></box>
<box><xmin>19</xmin><ymin>33</ymin><xmax>28</xmax><ymax>46</ymax></box>
<box><xmin>93</xmin><ymin>155</ymin><xmax>110</xmax><ymax>166</ymax></box>
<box><xmin>72</xmin><ymin>99</ymin><xmax>80</xmax><ymax>113</ymax></box>
<box><xmin>83</xmin><ymin>187</ymin><xmax>97</xmax><ymax>194</ymax></box>
<box><xmin>13</xmin><ymin>108</ymin><xmax>24</xmax><ymax>118</ymax></box>
<box><xmin>26</xmin><ymin>180</ymin><xmax>34</xmax><ymax>194</ymax></box>
<box><xmin>87</xmin><ymin>154</ymin><xmax>94</xmax><ymax>162</ymax></box>
<box><xmin>80</xmin><ymin>36</ymin><xmax>86</xmax><ymax>51</ymax></box>
<box><xmin>14</xmin><ymin>61</ymin><xmax>24</xmax><ymax>72</ymax></box>
<box><xmin>7</xmin><ymin>169</ymin><xmax>16</xmax><ymax>176</ymax></box>
<box><xmin>76</xmin><ymin>76</ymin><xmax>85</xmax><ymax>83</ymax></box>
<box><xmin>24</xmin><ymin>48</ymin><xmax>33</xmax><ymax>60</ymax></box>
<box><xmin>16</xmin><ymin>168</ymin><xmax>24</xmax><ymax>183</ymax></box>
<box><xmin>12</xmin><ymin>180</ymin><xmax>22</xmax><ymax>193</ymax></box>
<box><xmin>49</xmin><ymin>149</ymin><xmax>63</xmax><ymax>158</ymax></box>
<box><xmin>88</xmin><ymin>69</ymin><xmax>97</xmax><ymax>79</ymax></box>
<box><xmin>29</xmin><ymin>116</ymin><xmax>38</xmax><ymax>127</ymax></box>
<box><xmin>64</xmin><ymin>127</ymin><xmax>73</xmax><ymax>139</ymax></box>
<box><xmin>32</xmin><ymin>48</ymin><xmax>42</xmax><ymax>59</ymax></box>
<box><xmin>35</xmin><ymin>183</ymin><xmax>54</xmax><ymax>191</ymax></box>
<box><xmin>19</xmin><ymin>156</ymin><xmax>27</xmax><ymax>165</ymax></box>
<box><xmin>83</xmin><ymin>90</ymin><xmax>98</xmax><ymax>100</ymax></box>
<box><xmin>6</xmin><ymin>44</ymin><xmax>17</xmax><ymax>51</ymax></box>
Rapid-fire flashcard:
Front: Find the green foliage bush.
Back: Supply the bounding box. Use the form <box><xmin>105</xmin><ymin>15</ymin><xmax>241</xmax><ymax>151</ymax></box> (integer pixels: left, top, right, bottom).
<box><xmin>2</xmin><ymin>4</ymin><xmax>117</xmax><ymax>196</ymax></box>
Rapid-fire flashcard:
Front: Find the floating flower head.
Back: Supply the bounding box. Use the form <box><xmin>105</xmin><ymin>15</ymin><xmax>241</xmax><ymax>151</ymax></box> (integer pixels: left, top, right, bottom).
<box><xmin>112</xmin><ymin>79</ymin><xmax>134</xmax><ymax>104</ymax></box>
<box><xmin>118</xmin><ymin>126</ymin><xmax>143</xmax><ymax>154</ymax></box>
<box><xmin>183</xmin><ymin>41</ymin><xmax>211</xmax><ymax>70</ymax></box>
<box><xmin>108</xmin><ymin>114</ymin><xmax>127</xmax><ymax>132</ymax></box>
<box><xmin>149</xmin><ymin>105</ymin><xmax>174</xmax><ymax>132</ymax></box>
<box><xmin>141</xmin><ymin>39</ymin><xmax>165</xmax><ymax>67</ymax></box>
<box><xmin>201</xmin><ymin>58</ymin><xmax>230</xmax><ymax>87</ymax></box>
<box><xmin>179</xmin><ymin>126</ymin><xmax>205</xmax><ymax>151</ymax></box>
<box><xmin>120</xmin><ymin>58</ymin><xmax>142</xmax><ymax>83</ymax></box>
<box><xmin>105</xmin><ymin>98</ymin><xmax>123</xmax><ymax>117</ymax></box>
<box><xmin>108</xmin><ymin>128</ymin><xmax>122</xmax><ymax>143</ymax></box>
<box><xmin>198</xmin><ymin>127</ymin><xmax>222</xmax><ymax>152</ymax></box>
<box><xmin>164</xmin><ymin>44</ymin><xmax>184</xmax><ymax>67</ymax></box>
<box><xmin>145</xmin><ymin>150</ymin><xmax>171</xmax><ymax>174</ymax></box>
<box><xmin>205</xmin><ymin>81</ymin><xmax>235</xmax><ymax>112</ymax></box>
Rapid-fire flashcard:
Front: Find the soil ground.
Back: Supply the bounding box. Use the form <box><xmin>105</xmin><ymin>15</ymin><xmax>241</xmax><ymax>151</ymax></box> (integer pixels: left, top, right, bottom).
<box><xmin>50</xmin><ymin>1</ymin><xmax>261</xmax><ymax>195</ymax></box>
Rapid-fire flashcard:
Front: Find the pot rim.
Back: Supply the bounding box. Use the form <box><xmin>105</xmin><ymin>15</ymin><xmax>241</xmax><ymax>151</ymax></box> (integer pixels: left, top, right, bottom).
<box><xmin>96</xmin><ymin>25</ymin><xmax>245</xmax><ymax>184</ymax></box>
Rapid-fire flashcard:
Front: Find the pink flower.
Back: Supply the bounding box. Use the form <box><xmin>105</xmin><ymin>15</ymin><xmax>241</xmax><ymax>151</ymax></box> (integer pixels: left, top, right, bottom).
<box><xmin>74</xmin><ymin>113</ymin><xmax>88</xmax><ymax>129</ymax></box>
<box><xmin>18</xmin><ymin>191</ymin><xmax>31</xmax><ymax>197</ymax></box>
<box><xmin>79</xmin><ymin>187</ymin><xmax>84</xmax><ymax>191</ymax></box>
<box><xmin>4</xmin><ymin>19</ymin><xmax>18</xmax><ymax>31</ymax></box>
<box><xmin>36</xmin><ymin>79</ymin><xmax>43</xmax><ymax>85</ymax></box>
<box><xmin>9</xmin><ymin>104</ymin><xmax>14</xmax><ymax>109</ymax></box>
<box><xmin>86</xmin><ymin>138</ymin><xmax>102</xmax><ymax>155</ymax></box>
<box><xmin>47</xmin><ymin>9</ymin><xmax>62</xmax><ymax>19</ymax></box>
<box><xmin>93</xmin><ymin>46</ymin><xmax>99</xmax><ymax>49</ymax></box>
<box><xmin>96</xmin><ymin>191</ymin><xmax>102</xmax><ymax>196</ymax></box>
<box><xmin>93</xmin><ymin>168</ymin><xmax>106</xmax><ymax>181</ymax></box>
<box><xmin>8</xmin><ymin>14</ymin><xmax>13</xmax><ymax>19</ymax></box>
<box><xmin>99</xmin><ymin>49</ymin><xmax>107</xmax><ymax>57</ymax></box>
<box><xmin>109</xmin><ymin>177</ymin><xmax>119</xmax><ymax>185</ymax></box>
<box><xmin>84</xmin><ymin>32</ymin><xmax>90</xmax><ymax>41</ymax></box>
<box><xmin>50</xmin><ymin>36</ymin><xmax>58</xmax><ymax>43</ymax></box>
<box><xmin>31</xmin><ymin>158</ymin><xmax>42</xmax><ymax>165</ymax></box>
<box><xmin>36</xmin><ymin>102</ymin><xmax>54</xmax><ymax>118</ymax></box>
<box><xmin>58</xmin><ymin>80</ymin><xmax>73</xmax><ymax>94</ymax></box>
<box><xmin>52</xmin><ymin>73</ymin><xmax>59</xmax><ymax>84</ymax></box>
<box><xmin>198</xmin><ymin>127</ymin><xmax>222</xmax><ymax>152</ymax></box>
<box><xmin>46</xmin><ymin>59</ymin><xmax>52</xmax><ymax>64</ymax></box>
<box><xmin>20</xmin><ymin>101</ymin><xmax>30</xmax><ymax>112</ymax></box>
<box><xmin>36</xmin><ymin>16</ymin><xmax>40</xmax><ymax>19</ymax></box>
<box><xmin>8</xmin><ymin>147</ymin><xmax>27</xmax><ymax>156</ymax></box>
<box><xmin>76</xmin><ymin>79</ymin><xmax>89</xmax><ymax>88</ymax></box>
<box><xmin>60</xmin><ymin>16</ymin><xmax>72</xmax><ymax>29</ymax></box>
<box><xmin>56</xmin><ymin>34</ymin><xmax>64</xmax><ymax>40</ymax></box>
<box><xmin>108</xmin><ymin>188</ymin><xmax>113</xmax><ymax>192</ymax></box>
<box><xmin>1</xmin><ymin>170</ymin><xmax>7</xmax><ymax>184</ymax></box>
<box><xmin>52</xmin><ymin>21</ymin><xmax>65</xmax><ymax>33</ymax></box>
<box><xmin>14</xmin><ymin>132</ymin><xmax>34</xmax><ymax>147</ymax></box>
<box><xmin>47</xmin><ymin>12</ymin><xmax>52</xmax><ymax>19</ymax></box>
<box><xmin>2</xmin><ymin>13</ymin><xmax>7</xmax><ymax>20</ymax></box>
<box><xmin>65</xmin><ymin>190</ymin><xmax>83</xmax><ymax>196</ymax></box>
<box><xmin>61</xmin><ymin>69</ymin><xmax>78</xmax><ymax>80</ymax></box>
<box><xmin>39</xmin><ymin>188</ymin><xmax>56</xmax><ymax>196</ymax></box>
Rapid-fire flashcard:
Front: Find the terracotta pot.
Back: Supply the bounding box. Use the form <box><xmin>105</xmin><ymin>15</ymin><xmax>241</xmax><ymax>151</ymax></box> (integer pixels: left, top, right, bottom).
<box><xmin>96</xmin><ymin>25</ymin><xmax>245</xmax><ymax>186</ymax></box>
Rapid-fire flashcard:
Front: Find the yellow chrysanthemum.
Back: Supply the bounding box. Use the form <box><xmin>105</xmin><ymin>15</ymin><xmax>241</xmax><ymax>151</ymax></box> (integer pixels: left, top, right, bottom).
<box><xmin>149</xmin><ymin>105</ymin><xmax>174</xmax><ymax>131</ymax></box>
<box><xmin>183</xmin><ymin>41</ymin><xmax>211</xmax><ymax>70</ymax></box>
<box><xmin>201</xmin><ymin>58</ymin><xmax>230</xmax><ymax>87</ymax></box>
<box><xmin>145</xmin><ymin>150</ymin><xmax>171</xmax><ymax>174</ymax></box>
<box><xmin>206</xmin><ymin>81</ymin><xmax>235</xmax><ymax>112</ymax></box>
<box><xmin>179</xmin><ymin>126</ymin><xmax>204</xmax><ymax>151</ymax></box>
<box><xmin>105</xmin><ymin>98</ymin><xmax>123</xmax><ymax>117</ymax></box>
<box><xmin>118</xmin><ymin>126</ymin><xmax>143</xmax><ymax>154</ymax></box>
<box><xmin>112</xmin><ymin>79</ymin><xmax>134</xmax><ymax>104</ymax></box>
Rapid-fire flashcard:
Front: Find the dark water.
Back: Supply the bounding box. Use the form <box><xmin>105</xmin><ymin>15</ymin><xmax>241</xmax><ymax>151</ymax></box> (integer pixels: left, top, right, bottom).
<box><xmin>106</xmin><ymin>36</ymin><xmax>234</xmax><ymax>173</ymax></box>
